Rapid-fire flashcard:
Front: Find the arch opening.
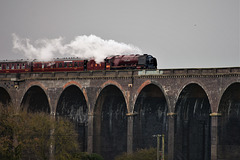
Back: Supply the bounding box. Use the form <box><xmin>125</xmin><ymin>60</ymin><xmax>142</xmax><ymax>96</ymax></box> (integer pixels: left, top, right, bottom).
<box><xmin>174</xmin><ymin>84</ymin><xmax>211</xmax><ymax>160</ymax></box>
<box><xmin>56</xmin><ymin>85</ymin><xmax>88</xmax><ymax>151</ymax></box>
<box><xmin>93</xmin><ymin>85</ymin><xmax>127</xmax><ymax>160</ymax></box>
<box><xmin>218</xmin><ymin>83</ymin><xmax>240</xmax><ymax>159</ymax></box>
<box><xmin>133</xmin><ymin>84</ymin><xmax>168</xmax><ymax>151</ymax></box>
<box><xmin>21</xmin><ymin>86</ymin><xmax>50</xmax><ymax>113</ymax></box>
<box><xmin>0</xmin><ymin>87</ymin><xmax>11</xmax><ymax>106</ymax></box>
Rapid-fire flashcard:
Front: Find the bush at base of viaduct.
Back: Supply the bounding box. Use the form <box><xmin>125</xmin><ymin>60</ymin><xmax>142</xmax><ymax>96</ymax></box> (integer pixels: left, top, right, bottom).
<box><xmin>114</xmin><ymin>148</ymin><xmax>168</xmax><ymax>160</ymax></box>
<box><xmin>0</xmin><ymin>105</ymin><xmax>88</xmax><ymax>160</ymax></box>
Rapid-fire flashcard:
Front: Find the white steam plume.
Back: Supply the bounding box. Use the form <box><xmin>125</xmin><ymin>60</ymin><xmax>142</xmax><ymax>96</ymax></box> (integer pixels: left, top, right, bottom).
<box><xmin>12</xmin><ymin>34</ymin><xmax>142</xmax><ymax>62</ymax></box>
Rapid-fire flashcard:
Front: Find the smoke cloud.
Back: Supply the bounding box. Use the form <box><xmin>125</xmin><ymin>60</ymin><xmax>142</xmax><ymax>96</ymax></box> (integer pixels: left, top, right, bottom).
<box><xmin>12</xmin><ymin>34</ymin><xmax>142</xmax><ymax>62</ymax></box>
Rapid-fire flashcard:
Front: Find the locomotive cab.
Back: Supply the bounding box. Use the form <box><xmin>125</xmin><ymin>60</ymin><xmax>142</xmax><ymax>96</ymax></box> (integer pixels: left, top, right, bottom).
<box><xmin>104</xmin><ymin>57</ymin><xmax>113</xmax><ymax>70</ymax></box>
<box><xmin>146</xmin><ymin>55</ymin><xmax>157</xmax><ymax>69</ymax></box>
<box><xmin>138</xmin><ymin>54</ymin><xmax>157</xmax><ymax>69</ymax></box>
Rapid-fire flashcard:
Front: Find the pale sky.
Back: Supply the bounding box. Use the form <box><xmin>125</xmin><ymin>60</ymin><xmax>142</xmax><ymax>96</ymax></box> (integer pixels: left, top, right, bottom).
<box><xmin>0</xmin><ymin>0</ymin><xmax>239</xmax><ymax>69</ymax></box>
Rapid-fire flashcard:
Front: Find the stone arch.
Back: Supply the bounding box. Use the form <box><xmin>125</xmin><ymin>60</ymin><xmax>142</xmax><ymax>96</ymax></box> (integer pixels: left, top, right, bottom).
<box><xmin>61</xmin><ymin>81</ymin><xmax>89</xmax><ymax>111</ymax></box>
<box><xmin>175</xmin><ymin>80</ymin><xmax>211</xmax><ymax>111</ymax></box>
<box><xmin>24</xmin><ymin>81</ymin><xmax>48</xmax><ymax>95</ymax></box>
<box><xmin>217</xmin><ymin>80</ymin><xmax>240</xmax><ymax>112</ymax></box>
<box><xmin>93</xmin><ymin>84</ymin><xmax>128</xmax><ymax>160</ymax></box>
<box><xmin>21</xmin><ymin>85</ymin><xmax>50</xmax><ymax>113</ymax></box>
<box><xmin>0</xmin><ymin>87</ymin><xmax>11</xmax><ymax>106</ymax></box>
<box><xmin>218</xmin><ymin>82</ymin><xmax>240</xmax><ymax>159</ymax></box>
<box><xmin>176</xmin><ymin>81</ymin><xmax>208</xmax><ymax>98</ymax></box>
<box><xmin>21</xmin><ymin>82</ymin><xmax>49</xmax><ymax>109</ymax></box>
<box><xmin>133</xmin><ymin>80</ymin><xmax>169</xmax><ymax>112</ymax></box>
<box><xmin>56</xmin><ymin>83</ymin><xmax>88</xmax><ymax>151</ymax></box>
<box><xmin>98</xmin><ymin>80</ymin><xmax>129</xmax><ymax>111</ymax></box>
<box><xmin>174</xmin><ymin>83</ymin><xmax>211</xmax><ymax>160</ymax></box>
<box><xmin>133</xmin><ymin>82</ymin><xmax>168</xmax><ymax>151</ymax></box>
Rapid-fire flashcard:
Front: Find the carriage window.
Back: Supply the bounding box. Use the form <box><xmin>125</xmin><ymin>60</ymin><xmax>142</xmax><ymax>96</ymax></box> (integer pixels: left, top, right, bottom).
<box><xmin>2</xmin><ymin>65</ymin><xmax>5</xmax><ymax>70</ymax></box>
<box><xmin>11</xmin><ymin>64</ymin><xmax>15</xmax><ymax>69</ymax></box>
<box><xmin>6</xmin><ymin>64</ymin><xmax>9</xmax><ymax>70</ymax></box>
<box><xmin>59</xmin><ymin>63</ymin><xmax>62</xmax><ymax>68</ymax></box>
<box><xmin>18</xmin><ymin>64</ymin><xmax>21</xmax><ymax>69</ymax></box>
<box><xmin>42</xmin><ymin>64</ymin><xmax>44</xmax><ymax>68</ymax></box>
<box><xmin>64</xmin><ymin>63</ymin><xmax>67</xmax><ymax>68</ymax></box>
<box><xmin>74</xmin><ymin>62</ymin><xmax>78</xmax><ymax>67</ymax></box>
<box><xmin>0</xmin><ymin>64</ymin><xmax>2</xmax><ymax>70</ymax></box>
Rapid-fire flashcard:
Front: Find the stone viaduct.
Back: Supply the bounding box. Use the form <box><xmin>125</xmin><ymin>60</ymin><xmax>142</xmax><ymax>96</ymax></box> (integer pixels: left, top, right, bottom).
<box><xmin>1</xmin><ymin>67</ymin><xmax>240</xmax><ymax>160</ymax></box>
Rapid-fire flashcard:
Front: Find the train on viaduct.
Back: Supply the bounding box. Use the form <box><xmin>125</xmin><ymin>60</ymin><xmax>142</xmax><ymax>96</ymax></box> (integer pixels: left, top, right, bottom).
<box><xmin>0</xmin><ymin>67</ymin><xmax>240</xmax><ymax>160</ymax></box>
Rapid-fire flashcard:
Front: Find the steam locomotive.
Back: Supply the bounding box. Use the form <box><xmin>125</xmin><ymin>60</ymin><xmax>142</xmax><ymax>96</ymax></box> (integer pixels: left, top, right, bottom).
<box><xmin>0</xmin><ymin>54</ymin><xmax>157</xmax><ymax>73</ymax></box>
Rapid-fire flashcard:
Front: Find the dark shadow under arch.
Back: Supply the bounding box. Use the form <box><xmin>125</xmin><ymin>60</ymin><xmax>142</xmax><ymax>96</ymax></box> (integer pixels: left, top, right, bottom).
<box><xmin>21</xmin><ymin>86</ymin><xmax>50</xmax><ymax>113</ymax></box>
<box><xmin>218</xmin><ymin>83</ymin><xmax>240</xmax><ymax>159</ymax></box>
<box><xmin>0</xmin><ymin>87</ymin><xmax>11</xmax><ymax>106</ymax></box>
<box><xmin>133</xmin><ymin>84</ymin><xmax>168</xmax><ymax>151</ymax></box>
<box><xmin>174</xmin><ymin>83</ymin><xmax>211</xmax><ymax>160</ymax></box>
<box><xmin>56</xmin><ymin>85</ymin><xmax>88</xmax><ymax>151</ymax></box>
<box><xmin>93</xmin><ymin>85</ymin><xmax>127</xmax><ymax>160</ymax></box>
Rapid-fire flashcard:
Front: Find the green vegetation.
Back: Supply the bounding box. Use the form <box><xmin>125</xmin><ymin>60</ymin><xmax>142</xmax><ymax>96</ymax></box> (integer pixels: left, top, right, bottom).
<box><xmin>73</xmin><ymin>152</ymin><xmax>104</xmax><ymax>160</ymax></box>
<box><xmin>115</xmin><ymin>148</ymin><xmax>167</xmax><ymax>160</ymax></box>
<box><xmin>0</xmin><ymin>105</ymin><xmax>104</xmax><ymax>160</ymax></box>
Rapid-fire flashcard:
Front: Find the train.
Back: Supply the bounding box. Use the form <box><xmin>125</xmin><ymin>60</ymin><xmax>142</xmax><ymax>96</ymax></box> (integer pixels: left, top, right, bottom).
<box><xmin>0</xmin><ymin>54</ymin><xmax>157</xmax><ymax>73</ymax></box>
